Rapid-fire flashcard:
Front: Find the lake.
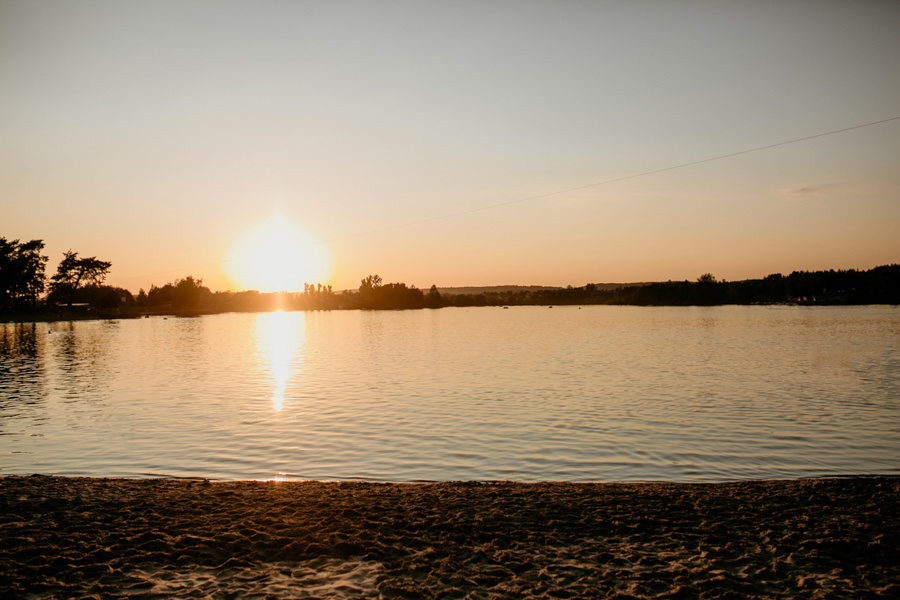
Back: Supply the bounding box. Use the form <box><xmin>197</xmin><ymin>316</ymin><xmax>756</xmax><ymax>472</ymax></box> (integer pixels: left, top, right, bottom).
<box><xmin>2</xmin><ymin>305</ymin><xmax>898</xmax><ymax>482</ymax></box>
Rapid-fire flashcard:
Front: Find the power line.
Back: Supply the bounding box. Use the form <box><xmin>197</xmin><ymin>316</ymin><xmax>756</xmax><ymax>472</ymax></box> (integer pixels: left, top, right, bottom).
<box><xmin>324</xmin><ymin>114</ymin><xmax>900</xmax><ymax>243</ymax></box>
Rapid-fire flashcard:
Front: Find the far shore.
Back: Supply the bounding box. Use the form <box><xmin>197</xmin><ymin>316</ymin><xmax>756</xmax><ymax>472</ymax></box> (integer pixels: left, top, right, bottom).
<box><xmin>3</xmin><ymin>263</ymin><xmax>897</xmax><ymax>321</ymax></box>
<box><xmin>4</xmin><ymin>300</ymin><xmax>895</xmax><ymax>326</ymax></box>
<box><xmin>1</xmin><ymin>305</ymin><xmax>271</xmax><ymax>324</ymax></box>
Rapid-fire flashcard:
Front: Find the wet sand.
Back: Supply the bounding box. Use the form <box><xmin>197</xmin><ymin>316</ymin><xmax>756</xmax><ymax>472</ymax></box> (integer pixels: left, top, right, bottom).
<box><xmin>1</xmin><ymin>475</ymin><xmax>897</xmax><ymax>599</ymax></box>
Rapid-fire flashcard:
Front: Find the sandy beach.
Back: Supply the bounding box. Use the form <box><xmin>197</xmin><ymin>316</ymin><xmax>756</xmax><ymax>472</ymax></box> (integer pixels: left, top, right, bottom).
<box><xmin>1</xmin><ymin>475</ymin><xmax>897</xmax><ymax>599</ymax></box>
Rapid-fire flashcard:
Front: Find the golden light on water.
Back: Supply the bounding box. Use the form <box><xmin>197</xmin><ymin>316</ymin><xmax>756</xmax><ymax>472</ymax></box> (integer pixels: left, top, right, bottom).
<box><xmin>255</xmin><ymin>310</ymin><xmax>305</xmax><ymax>411</ymax></box>
<box><xmin>223</xmin><ymin>214</ymin><xmax>333</xmax><ymax>293</ymax></box>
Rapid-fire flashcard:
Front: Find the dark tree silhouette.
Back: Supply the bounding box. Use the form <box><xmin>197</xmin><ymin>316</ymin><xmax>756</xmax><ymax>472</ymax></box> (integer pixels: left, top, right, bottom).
<box><xmin>359</xmin><ymin>274</ymin><xmax>382</xmax><ymax>292</ymax></box>
<box><xmin>357</xmin><ymin>274</ymin><xmax>426</xmax><ymax>309</ymax></box>
<box><xmin>358</xmin><ymin>274</ymin><xmax>382</xmax><ymax>308</ymax></box>
<box><xmin>694</xmin><ymin>273</ymin><xmax>725</xmax><ymax>305</ymax></box>
<box><xmin>0</xmin><ymin>238</ymin><xmax>48</xmax><ymax>308</ymax></box>
<box><xmin>49</xmin><ymin>250</ymin><xmax>112</xmax><ymax>307</ymax></box>
<box><xmin>76</xmin><ymin>285</ymin><xmax>134</xmax><ymax>310</ymax></box>
<box><xmin>172</xmin><ymin>276</ymin><xmax>212</xmax><ymax>310</ymax></box>
<box><xmin>426</xmin><ymin>284</ymin><xmax>442</xmax><ymax>308</ymax></box>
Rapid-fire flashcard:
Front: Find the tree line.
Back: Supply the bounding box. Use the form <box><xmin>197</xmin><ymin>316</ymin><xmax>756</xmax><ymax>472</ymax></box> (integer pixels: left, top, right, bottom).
<box><xmin>2</xmin><ymin>235</ymin><xmax>898</xmax><ymax>318</ymax></box>
<box><xmin>436</xmin><ymin>266</ymin><xmax>900</xmax><ymax>308</ymax></box>
<box><xmin>141</xmin><ymin>266</ymin><xmax>897</xmax><ymax>313</ymax></box>
<box><xmin>342</xmin><ymin>266</ymin><xmax>899</xmax><ymax>309</ymax></box>
<box><xmin>1</xmin><ymin>238</ymin><xmax>115</xmax><ymax>310</ymax></box>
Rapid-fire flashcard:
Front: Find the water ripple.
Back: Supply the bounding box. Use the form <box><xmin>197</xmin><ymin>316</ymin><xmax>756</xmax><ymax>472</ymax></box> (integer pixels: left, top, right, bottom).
<box><xmin>2</xmin><ymin>306</ymin><xmax>899</xmax><ymax>482</ymax></box>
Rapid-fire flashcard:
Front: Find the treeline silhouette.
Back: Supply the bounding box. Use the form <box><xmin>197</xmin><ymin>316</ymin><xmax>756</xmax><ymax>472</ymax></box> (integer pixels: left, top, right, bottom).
<box><xmin>473</xmin><ymin>266</ymin><xmax>900</xmax><ymax>307</ymax></box>
<box><xmin>1</xmin><ymin>238</ymin><xmax>120</xmax><ymax>312</ymax></box>
<box><xmin>135</xmin><ymin>265</ymin><xmax>899</xmax><ymax>314</ymax></box>
<box><xmin>1</xmin><ymin>235</ymin><xmax>898</xmax><ymax>318</ymax></box>
<box><xmin>133</xmin><ymin>276</ymin><xmax>438</xmax><ymax>314</ymax></box>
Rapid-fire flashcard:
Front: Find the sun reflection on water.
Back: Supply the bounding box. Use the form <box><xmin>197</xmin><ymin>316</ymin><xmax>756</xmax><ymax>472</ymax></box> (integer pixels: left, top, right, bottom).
<box><xmin>255</xmin><ymin>310</ymin><xmax>305</xmax><ymax>411</ymax></box>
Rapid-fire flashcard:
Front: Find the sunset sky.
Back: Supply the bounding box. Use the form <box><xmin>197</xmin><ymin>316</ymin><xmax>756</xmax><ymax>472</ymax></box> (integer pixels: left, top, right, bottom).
<box><xmin>2</xmin><ymin>0</ymin><xmax>898</xmax><ymax>293</ymax></box>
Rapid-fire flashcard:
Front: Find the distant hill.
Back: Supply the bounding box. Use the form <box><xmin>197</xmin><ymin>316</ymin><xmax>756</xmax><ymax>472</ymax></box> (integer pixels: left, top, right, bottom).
<box><xmin>436</xmin><ymin>285</ymin><xmax>560</xmax><ymax>295</ymax></box>
<box><xmin>436</xmin><ymin>283</ymin><xmax>648</xmax><ymax>295</ymax></box>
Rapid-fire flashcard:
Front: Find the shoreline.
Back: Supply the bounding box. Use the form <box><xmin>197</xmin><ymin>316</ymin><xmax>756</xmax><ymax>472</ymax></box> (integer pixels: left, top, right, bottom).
<box><xmin>2</xmin><ymin>475</ymin><xmax>897</xmax><ymax>599</ymax></box>
<box><xmin>5</xmin><ymin>300</ymin><xmax>898</xmax><ymax>325</ymax></box>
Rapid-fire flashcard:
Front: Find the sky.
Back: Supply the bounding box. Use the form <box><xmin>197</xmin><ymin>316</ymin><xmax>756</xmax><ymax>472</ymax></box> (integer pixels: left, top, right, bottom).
<box><xmin>2</xmin><ymin>0</ymin><xmax>899</xmax><ymax>293</ymax></box>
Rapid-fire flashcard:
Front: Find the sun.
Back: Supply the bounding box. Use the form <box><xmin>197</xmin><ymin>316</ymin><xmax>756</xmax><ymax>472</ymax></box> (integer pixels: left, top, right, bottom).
<box><xmin>223</xmin><ymin>214</ymin><xmax>333</xmax><ymax>292</ymax></box>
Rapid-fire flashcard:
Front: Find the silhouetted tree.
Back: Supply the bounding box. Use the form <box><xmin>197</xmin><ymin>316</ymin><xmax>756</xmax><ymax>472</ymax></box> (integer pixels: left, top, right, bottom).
<box><xmin>357</xmin><ymin>274</ymin><xmax>426</xmax><ymax>309</ymax></box>
<box><xmin>77</xmin><ymin>285</ymin><xmax>134</xmax><ymax>310</ymax></box>
<box><xmin>0</xmin><ymin>238</ymin><xmax>13</xmax><ymax>306</ymax></box>
<box><xmin>358</xmin><ymin>274</ymin><xmax>382</xmax><ymax>308</ymax></box>
<box><xmin>147</xmin><ymin>283</ymin><xmax>175</xmax><ymax>307</ymax></box>
<box><xmin>359</xmin><ymin>274</ymin><xmax>382</xmax><ymax>292</ymax></box>
<box><xmin>426</xmin><ymin>284</ymin><xmax>442</xmax><ymax>308</ymax></box>
<box><xmin>299</xmin><ymin>282</ymin><xmax>336</xmax><ymax>309</ymax></box>
<box><xmin>49</xmin><ymin>250</ymin><xmax>112</xmax><ymax>307</ymax></box>
<box><xmin>173</xmin><ymin>275</ymin><xmax>212</xmax><ymax>310</ymax></box>
<box><xmin>695</xmin><ymin>273</ymin><xmax>725</xmax><ymax>305</ymax></box>
<box><xmin>0</xmin><ymin>238</ymin><xmax>48</xmax><ymax>308</ymax></box>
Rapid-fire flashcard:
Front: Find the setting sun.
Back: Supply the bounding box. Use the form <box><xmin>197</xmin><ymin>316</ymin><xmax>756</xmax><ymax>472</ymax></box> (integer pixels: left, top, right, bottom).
<box><xmin>222</xmin><ymin>214</ymin><xmax>333</xmax><ymax>293</ymax></box>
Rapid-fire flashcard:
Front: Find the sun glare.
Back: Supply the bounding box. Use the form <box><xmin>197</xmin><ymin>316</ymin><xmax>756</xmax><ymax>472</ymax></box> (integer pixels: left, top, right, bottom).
<box><xmin>255</xmin><ymin>310</ymin><xmax>305</xmax><ymax>411</ymax></box>
<box><xmin>223</xmin><ymin>214</ymin><xmax>333</xmax><ymax>293</ymax></box>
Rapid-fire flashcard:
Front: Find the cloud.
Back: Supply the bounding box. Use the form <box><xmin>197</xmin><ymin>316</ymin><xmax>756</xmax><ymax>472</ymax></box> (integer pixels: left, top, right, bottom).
<box><xmin>782</xmin><ymin>185</ymin><xmax>830</xmax><ymax>200</ymax></box>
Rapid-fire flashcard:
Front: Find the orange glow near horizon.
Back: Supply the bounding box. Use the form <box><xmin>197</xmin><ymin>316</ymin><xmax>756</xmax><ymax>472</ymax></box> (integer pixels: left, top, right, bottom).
<box><xmin>222</xmin><ymin>214</ymin><xmax>333</xmax><ymax>293</ymax></box>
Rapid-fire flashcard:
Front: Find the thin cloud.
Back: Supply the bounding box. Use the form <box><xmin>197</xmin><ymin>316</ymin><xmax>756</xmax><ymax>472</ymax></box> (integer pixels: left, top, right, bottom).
<box><xmin>783</xmin><ymin>185</ymin><xmax>830</xmax><ymax>200</ymax></box>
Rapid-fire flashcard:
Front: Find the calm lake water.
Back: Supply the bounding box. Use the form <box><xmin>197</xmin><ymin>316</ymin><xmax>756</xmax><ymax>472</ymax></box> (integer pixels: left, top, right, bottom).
<box><xmin>2</xmin><ymin>305</ymin><xmax>898</xmax><ymax>482</ymax></box>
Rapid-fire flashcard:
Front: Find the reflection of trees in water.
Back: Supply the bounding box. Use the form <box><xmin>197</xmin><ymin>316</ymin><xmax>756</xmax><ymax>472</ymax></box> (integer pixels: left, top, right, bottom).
<box><xmin>49</xmin><ymin>321</ymin><xmax>117</xmax><ymax>403</ymax></box>
<box><xmin>1</xmin><ymin>322</ymin><xmax>40</xmax><ymax>358</ymax></box>
<box><xmin>0</xmin><ymin>322</ymin><xmax>48</xmax><ymax>421</ymax></box>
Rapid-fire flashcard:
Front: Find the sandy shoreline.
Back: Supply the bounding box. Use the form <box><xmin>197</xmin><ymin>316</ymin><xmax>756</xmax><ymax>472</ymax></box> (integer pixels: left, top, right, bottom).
<box><xmin>1</xmin><ymin>476</ymin><xmax>897</xmax><ymax>599</ymax></box>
